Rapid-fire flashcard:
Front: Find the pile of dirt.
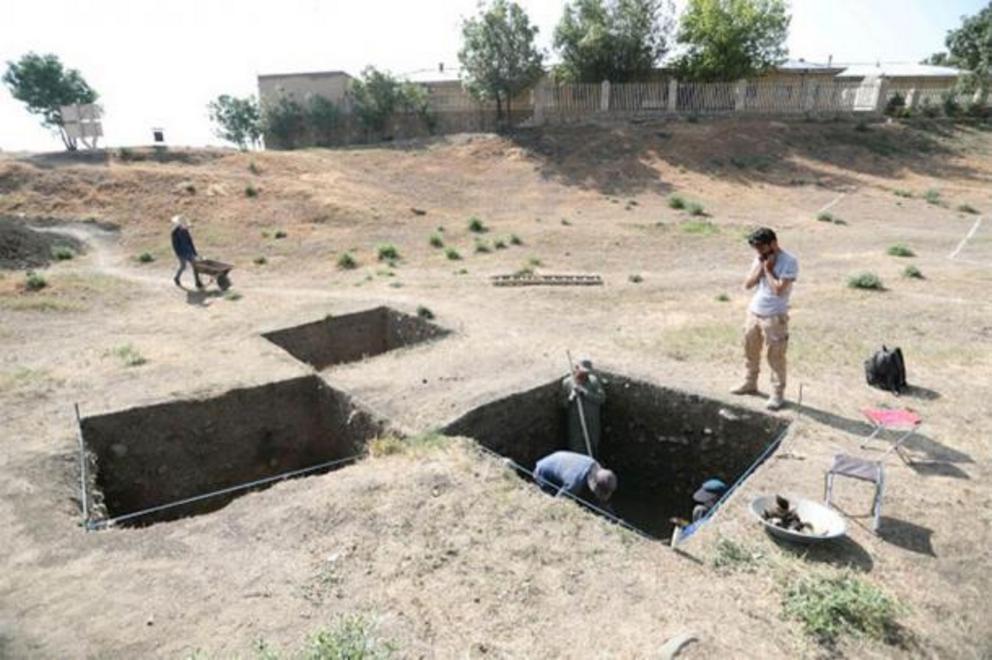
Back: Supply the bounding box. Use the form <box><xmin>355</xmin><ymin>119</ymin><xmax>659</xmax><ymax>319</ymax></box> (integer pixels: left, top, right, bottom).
<box><xmin>0</xmin><ymin>216</ymin><xmax>85</xmax><ymax>269</ymax></box>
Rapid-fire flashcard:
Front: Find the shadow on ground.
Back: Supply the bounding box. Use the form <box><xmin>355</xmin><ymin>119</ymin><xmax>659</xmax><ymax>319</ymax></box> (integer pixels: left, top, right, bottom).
<box><xmin>769</xmin><ymin>532</ymin><xmax>874</xmax><ymax>572</ymax></box>
<box><xmin>878</xmin><ymin>516</ymin><xmax>937</xmax><ymax>557</ymax></box>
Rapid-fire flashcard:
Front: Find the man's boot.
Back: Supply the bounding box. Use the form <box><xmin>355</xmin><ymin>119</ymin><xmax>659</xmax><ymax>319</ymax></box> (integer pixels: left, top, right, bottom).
<box><xmin>766</xmin><ymin>392</ymin><xmax>785</xmax><ymax>410</ymax></box>
<box><xmin>730</xmin><ymin>382</ymin><xmax>759</xmax><ymax>395</ymax></box>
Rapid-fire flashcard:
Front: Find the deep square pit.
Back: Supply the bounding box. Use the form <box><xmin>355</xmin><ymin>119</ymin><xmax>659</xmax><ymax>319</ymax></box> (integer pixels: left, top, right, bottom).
<box><xmin>262</xmin><ymin>306</ymin><xmax>450</xmax><ymax>370</ymax></box>
<box><xmin>79</xmin><ymin>376</ymin><xmax>385</xmax><ymax>526</ymax></box>
<box><xmin>443</xmin><ymin>372</ymin><xmax>789</xmax><ymax>538</ymax></box>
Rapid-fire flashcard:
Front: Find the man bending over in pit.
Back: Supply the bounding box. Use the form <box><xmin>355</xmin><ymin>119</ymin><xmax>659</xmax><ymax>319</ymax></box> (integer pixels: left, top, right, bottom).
<box><xmin>534</xmin><ymin>450</ymin><xmax>617</xmax><ymax>507</ymax></box>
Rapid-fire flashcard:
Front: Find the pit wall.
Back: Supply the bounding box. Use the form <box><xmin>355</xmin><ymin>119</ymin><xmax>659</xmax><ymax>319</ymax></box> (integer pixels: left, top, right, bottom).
<box><xmin>80</xmin><ymin>375</ymin><xmax>386</xmax><ymax>524</ymax></box>
<box><xmin>262</xmin><ymin>306</ymin><xmax>449</xmax><ymax>370</ymax></box>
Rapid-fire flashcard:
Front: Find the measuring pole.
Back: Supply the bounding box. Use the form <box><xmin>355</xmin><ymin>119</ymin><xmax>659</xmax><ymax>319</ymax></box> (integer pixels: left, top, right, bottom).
<box><xmin>565</xmin><ymin>350</ymin><xmax>595</xmax><ymax>459</ymax></box>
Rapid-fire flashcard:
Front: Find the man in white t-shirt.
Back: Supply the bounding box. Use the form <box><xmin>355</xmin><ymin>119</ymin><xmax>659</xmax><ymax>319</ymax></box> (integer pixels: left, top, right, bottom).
<box><xmin>731</xmin><ymin>227</ymin><xmax>798</xmax><ymax>410</ymax></box>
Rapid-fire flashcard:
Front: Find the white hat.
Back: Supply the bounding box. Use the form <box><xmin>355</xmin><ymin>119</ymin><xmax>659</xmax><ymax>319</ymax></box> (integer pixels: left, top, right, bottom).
<box><xmin>171</xmin><ymin>214</ymin><xmax>188</xmax><ymax>227</ymax></box>
<box><xmin>577</xmin><ymin>357</ymin><xmax>593</xmax><ymax>371</ymax></box>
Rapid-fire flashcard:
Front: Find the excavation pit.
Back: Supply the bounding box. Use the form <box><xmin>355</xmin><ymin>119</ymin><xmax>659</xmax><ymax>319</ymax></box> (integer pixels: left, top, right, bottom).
<box><xmin>262</xmin><ymin>306</ymin><xmax>450</xmax><ymax>370</ymax></box>
<box><xmin>79</xmin><ymin>376</ymin><xmax>386</xmax><ymax>527</ymax></box>
<box><xmin>443</xmin><ymin>372</ymin><xmax>789</xmax><ymax>538</ymax></box>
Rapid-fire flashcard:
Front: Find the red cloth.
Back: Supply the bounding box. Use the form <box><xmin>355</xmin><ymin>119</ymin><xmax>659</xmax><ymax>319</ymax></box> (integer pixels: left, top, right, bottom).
<box><xmin>863</xmin><ymin>408</ymin><xmax>921</xmax><ymax>428</ymax></box>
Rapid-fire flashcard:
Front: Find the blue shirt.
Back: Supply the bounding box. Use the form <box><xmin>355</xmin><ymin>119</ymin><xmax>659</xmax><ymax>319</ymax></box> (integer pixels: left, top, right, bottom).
<box><xmin>749</xmin><ymin>249</ymin><xmax>798</xmax><ymax>316</ymax></box>
<box><xmin>171</xmin><ymin>226</ymin><xmax>198</xmax><ymax>260</ymax></box>
<box><xmin>534</xmin><ymin>451</ymin><xmax>595</xmax><ymax>496</ymax></box>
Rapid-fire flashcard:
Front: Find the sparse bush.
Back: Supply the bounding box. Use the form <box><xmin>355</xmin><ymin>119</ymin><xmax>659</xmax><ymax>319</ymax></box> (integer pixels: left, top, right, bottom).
<box><xmin>716</xmin><ymin>293</ymin><xmax>730</xmax><ymax>302</ymax></box>
<box><xmin>429</xmin><ymin>233</ymin><xmax>444</xmax><ymax>248</ymax></box>
<box><xmin>494</xmin><ymin>238</ymin><xmax>507</xmax><ymax>249</ymax></box>
<box><xmin>560</xmin><ymin>218</ymin><xmax>572</xmax><ymax>226</ymax></box>
<box><xmin>468</xmin><ymin>216</ymin><xmax>487</xmax><ymax>233</ymax></box>
<box><xmin>253</xmin><ymin>256</ymin><xmax>267</xmax><ymax>265</ymax></box>
<box><xmin>248</xmin><ymin>161</ymin><xmax>262</xmax><ymax>175</ymax></box>
<box><xmin>514</xmin><ymin>265</ymin><xmax>535</xmax><ymax>277</ymax></box>
<box><xmin>887</xmin><ymin>244</ymin><xmax>915</xmax><ymax>257</ymax></box>
<box><xmin>893</xmin><ymin>189</ymin><xmax>913</xmax><ymax>198</ymax></box>
<box><xmin>682</xmin><ymin>219</ymin><xmax>717</xmax><ymax>235</ymax></box>
<box><xmin>783</xmin><ymin>572</ymin><xmax>905</xmax><ymax>646</ymax></box>
<box><xmin>245</xmin><ymin>184</ymin><xmax>258</xmax><ymax>197</ymax></box>
<box><xmin>817</xmin><ymin>212</ymin><xmax>835</xmax><ymax>223</ymax></box>
<box><xmin>24</xmin><ymin>271</ymin><xmax>47</xmax><ymax>291</ymax></box>
<box><xmin>117</xmin><ymin>147</ymin><xmax>134</xmax><ymax>161</ymax></box>
<box><xmin>687</xmin><ymin>202</ymin><xmax>706</xmax><ymax>216</ymax></box>
<box><xmin>376</xmin><ymin>244</ymin><xmax>400</xmax><ymax>261</ymax></box>
<box><xmin>305</xmin><ymin>614</ymin><xmax>396</xmax><ymax>659</ymax></box>
<box><xmin>509</xmin><ymin>234</ymin><xmax>523</xmax><ymax>245</ymax></box>
<box><xmin>712</xmin><ymin>538</ymin><xmax>762</xmax><ymax>572</ymax></box>
<box><xmin>52</xmin><ymin>247</ymin><xmax>74</xmax><ymax>260</ymax></box>
<box><xmin>884</xmin><ymin>93</ymin><xmax>905</xmax><ymax>117</ymax></box>
<box><xmin>941</xmin><ymin>92</ymin><xmax>961</xmax><ymax>117</ymax></box>
<box><xmin>474</xmin><ymin>239</ymin><xmax>491</xmax><ymax>254</ymax></box>
<box><xmin>224</xmin><ymin>291</ymin><xmax>242</xmax><ymax>301</ymax></box>
<box><xmin>903</xmin><ymin>265</ymin><xmax>924</xmax><ymax>279</ymax></box>
<box><xmin>668</xmin><ymin>194</ymin><xmax>687</xmax><ymax>210</ymax></box>
<box><xmin>274</xmin><ymin>230</ymin><xmax>287</xmax><ymax>239</ymax></box>
<box><xmin>528</xmin><ymin>256</ymin><xmax>542</xmax><ymax>267</ymax></box>
<box><xmin>445</xmin><ymin>247</ymin><xmax>461</xmax><ymax>261</ymax></box>
<box><xmin>111</xmin><ymin>344</ymin><xmax>146</xmax><ymax>367</ymax></box>
<box><xmin>137</xmin><ymin>252</ymin><xmax>155</xmax><ymax>264</ymax></box>
<box><xmin>628</xmin><ymin>274</ymin><xmax>643</xmax><ymax>283</ymax></box>
<box><xmin>337</xmin><ymin>252</ymin><xmax>358</xmax><ymax>270</ymax></box>
<box><xmin>924</xmin><ymin>189</ymin><xmax>941</xmax><ymax>205</ymax></box>
<box><xmin>957</xmin><ymin>203</ymin><xmax>979</xmax><ymax>214</ymax></box>
<box><xmin>388</xmin><ymin>281</ymin><xmax>403</xmax><ymax>288</ymax></box>
<box><xmin>416</xmin><ymin>305</ymin><xmax>435</xmax><ymax>320</ymax></box>
<box><xmin>854</xmin><ymin>120</ymin><xmax>869</xmax><ymax>132</ymax></box>
<box><xmin>848</xmin><ymin>272</ymin><xmax>884</xmax><ymax>290</ymax></box>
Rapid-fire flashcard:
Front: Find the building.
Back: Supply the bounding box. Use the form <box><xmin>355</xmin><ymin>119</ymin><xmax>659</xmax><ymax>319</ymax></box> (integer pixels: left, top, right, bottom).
<box><xmin>257</xmin><ymin>70</ymin><xmax>354</xmax><ymax>108</ymax></box>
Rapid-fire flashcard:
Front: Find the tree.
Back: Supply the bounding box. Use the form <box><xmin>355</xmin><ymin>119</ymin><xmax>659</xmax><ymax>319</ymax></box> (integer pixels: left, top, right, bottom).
<box><xmin>553</xmin><ymin>0</ymin><xmax>674</xmax><ymax>83</ymax></box>
<box><xmin>263</xmin><ymin>96</ymin><xmax>307</xmax><ymax>149</ymax></box>
<box><xmin>674</xmin><ymin>0</ymin><xmax>790</xmax><ymax>82</ymax></box>
<box><xmin>921</xmin><ymin>52</ymin><xmax>952</xmax><ymax>66</ymax></box>
<box><xmin>306</xmin><ymin>94</ymin><xmax>342</xmax><ymax>146</ymax></box>
<box><xmin>3</xmin><ymin>52</ymin><xmax>98</xmax><ymax>150</ymax></box>
<box><xmin>207</xmin><ymin>95</ymin><xmax>262</xmax><ymax>150</ymax></box>
<box><xmin>459</xmin><ymin>0</ymin><xmax>545</xmax><ymax>122</ymax></box>
<box><xmin>349</xmin><ymin>66</ymin><xmax>404</xmax><ymax>138</ymax></box>
<box><xmin>941</xmin><ymin>3</ymin><xmax>992</xmax><ymax>97</ymax></box>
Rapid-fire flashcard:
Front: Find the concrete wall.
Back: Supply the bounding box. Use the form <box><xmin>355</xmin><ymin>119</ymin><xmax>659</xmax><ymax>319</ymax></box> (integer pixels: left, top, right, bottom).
<box><xmin>258</xmin><ymin>71</ymin><xmax>353</xmax><ymax>107</ymax></box>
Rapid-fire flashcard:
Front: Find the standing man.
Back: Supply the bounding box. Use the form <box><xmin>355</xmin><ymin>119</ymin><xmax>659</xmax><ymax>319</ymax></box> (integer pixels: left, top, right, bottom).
<box><xmin>731</xmin><ymin>227</ymin><xmax>798</xmax><ymax>410</ymax></box>
<box><xmin>561</xmin><ymin>357</ymin><xmax>606</xmax><ymax>456</ymax></box>
<box><xmin>170</xmin><ymin>215</ymin><xmax>203</xmax><ymax>289</ymax></box>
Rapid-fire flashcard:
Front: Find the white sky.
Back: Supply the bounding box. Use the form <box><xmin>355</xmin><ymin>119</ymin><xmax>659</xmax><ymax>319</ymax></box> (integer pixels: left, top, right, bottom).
<box><xmin>1</xmin><ymin>0</ymin><xmax>985</xmax><ymax>152</ymax></box>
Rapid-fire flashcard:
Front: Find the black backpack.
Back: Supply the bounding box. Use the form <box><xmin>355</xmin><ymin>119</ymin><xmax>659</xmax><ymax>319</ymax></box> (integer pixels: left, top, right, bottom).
<box><xmin>865</xmin><ymin>346</ymin><xmax>907</xmax><ymax>394</ymax></box>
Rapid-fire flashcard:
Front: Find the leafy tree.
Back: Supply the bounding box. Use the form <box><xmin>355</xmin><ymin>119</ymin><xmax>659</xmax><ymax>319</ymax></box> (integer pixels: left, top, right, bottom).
<box><xmin>207</xmin><ymin>95</ymin><xmax>261</xmax><ymax>150</ymax></box>
<box><xmin>349</xmin><ymin>66</ymin><xmax>404</xmax><ymax>138</ymax></box>
<box><xmin>306</xmin><ymin>94</ymin><xmax>342</xmax><ymax>146</ymax></box>
<box><xmin>553</xmin><ymin>0</ymin><xmax>673</xmax><ymax>83</ymax></box>
<box><xmin>921</xmin><ymin>52</ymin><xmax>952</xmax><ymax>66</ymax></box>
<box><xmin>398</xmin><ymin>82</ymin><xmax>437</xmax><ymax>134</ymax></box>
<box><xmin>459</xmin><ymin>0</ymin><xmax>545</xmax><ymax>121</ymax></box>
<box><xmin>2</xmin><ymin>52</ymin><xmax>98</xmax><ymax>150</ymax></box>
<box><xmin>942</xmin><ymin>3</ymin><xmax>992</xmax><ymax>98</ymax></box>
<box><xmin>263</xmin><ymin>96</ymin><xmax>306</xmax><ymax>149</ymax></box>
<box><xmin>674</xmin><ymin>0</ymin><xmax>790</xmax><ymax>82</ymax></box>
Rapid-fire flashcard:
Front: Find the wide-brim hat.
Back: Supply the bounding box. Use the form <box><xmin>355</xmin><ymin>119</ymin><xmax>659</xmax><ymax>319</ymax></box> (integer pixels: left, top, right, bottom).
<box><xmin>692</xmin><ymin>478</ymin><xmax>728</xmax><ymax>505</ymax></box>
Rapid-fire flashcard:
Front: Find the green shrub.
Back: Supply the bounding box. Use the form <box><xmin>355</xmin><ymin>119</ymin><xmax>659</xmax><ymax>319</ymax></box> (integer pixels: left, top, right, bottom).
<box><xmin>681</xmin><ymin>219</ymin><xmax>718</xmax><ymax>235</ymax></box>
<box><xmin>137</xmin><ymin>252</ymin><xmax>155</xmax><ymax>263</ymax></box>
<box><xmin>687</xmin><ymin>202</ymin><xmax>706</xmax><ymax>216</ymax></box>
<box><xmin>445</xmin><ymin>247</ymin><xmax>461</xmax><ymax>261</ymax></box>
<box><xmin>528</xmin><ymin>256</ymin><xmax>542</xmax><ymax>267</ymax></box>
<box><xmin>783</xmin><ymin>572</ymin><xmax>905</xmax><ymax>645</ymax></box>
<box><xmin>376</xmin><ymin>244</ymin><xmax>400</xmax><ymax>261</ymax></box>
<box><xmin>416</xmin><ymin>305</ymin><xmax>434</xmax><ymax>320</ymax></box>
<box><xmin>903</xmin><ymin>265</ymin><xmax>924</xmax><ymax>279</ymax></box>
<box><xmin>509</xmin><ymin>234</ymin><xmax>523</xmax><ymax>246</ymax></box>
<box><xmin>716</xmin><ymin>293</ymin><xmax>730</xmax><ymax>302</ymax></box>
<box><xmin>245</xmin><ymin>184</ymin><xmax>258</xmax><ymax>197</ymax></box>
<box><xmin>560</xmin><ymin>218</ymin><xmax>572</xmax><ymax>226</ymax></box>
<box><xmin>428</xmin><ymin>233</ymin><xmax>444</xmax><ymax>248</ymax></box>
<box><xmin>254</xmin><ymin>256</ymin><xmax>267</xmax><ymax>265</ymax></box>
<box><xmin>887</xmin><ymin>244</ymin><xmax>915</xmax><ymax>257</ymax></box>
<box><xmin>111</xmin><ymin>344</ymin><xmax>146</xmax><ymax>367</ymax></box>
<box><xmin>474</xmin><ymin>239</ymin><xmax>491</xmax><ymax>254</ymax></box>
<box><xmin>957</xmin><ymin>203</ymin><xmax>979</xmax><ymax>214</ymax></box>
<box><xmin>305</xmin><ymin>614</ymin><xmax>396</xmax><ymax>659</ymax></box>
<box><xmin>493</xmin><ymin>238</ymin><xmax>507</xmax><ymax>249</ymax></box>
<box><xmin>817</xmin><ymin>212</ymin><xmax>835</xmax><ymax>223</ymax></box>
<box><xmin>117</xmin><ymin>147</ymin><xmax>134</xmax><ymax>161</ymax></box>
<box><xmin>924</xmin><ymin>189</ymin><xmax>941</xmax><ymax>205</ymax></box>
<box><xmin>337</xmin><ymin>252</ymin><xmax>358</xmax><ymax>270</ymax></box>
<box><xmin>24</xmin><ymin>271</ymin><xmax>47</xmax><ymax>291</ymax></box>
<box><xmin>628</xmin><ymin>274</ymin><xmax>643</xmax><ymax>283</ymax></box>
<box><xmin>712</xmin><ymin>538</ymin><xmax>762</xmax><ymax>572</ymax></box>
<box><xmin>468</xmin><ymin>216</ymin><xmax>487</xmax><ymax>233</ymax></box>
<box><xmin>224</xmin><ymin>291</ymin><xmax>242</xmax><ymax>301</ymax></box>
<box><xmin>274</xmin><ymin>230</ymin><xmax>287</xmax><ymax>239</ymax></box>
<box><xmin>248</xmin><ymin>161</ymin><xmax>262</xmax><ymax>175</ymax></box>
<box><xmin>668</xmin><ymin>194</ymin><xmax>687</xmax><ymax>210</ymax></box>
<box><xmin>52</xmin><ymin>247</ymin><xmax>74</xmax><ymax>261</ymax></box>
<box><xmin>848</xmin><ymin>272</ymin><xmax>884</xmax><ymax>290</ymax></box>
<box><xmin>893</xmin><ymin>189</ymin><xmax>913</xmax><ymax>198</ymax></box>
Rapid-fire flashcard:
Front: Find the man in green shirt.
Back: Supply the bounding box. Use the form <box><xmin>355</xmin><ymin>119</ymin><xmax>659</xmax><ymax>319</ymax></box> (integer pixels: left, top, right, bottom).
<box><xmin>561</xmin><ymin>357</ymin><xmax>606</xmax><ymax>456</ymax></box>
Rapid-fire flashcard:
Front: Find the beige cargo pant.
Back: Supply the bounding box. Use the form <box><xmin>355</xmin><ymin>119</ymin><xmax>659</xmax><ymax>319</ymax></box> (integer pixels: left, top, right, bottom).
<box><xmin>743</xmin><ymin>312</ymin><xmax>789</xmax><ymax>396</ymax></box>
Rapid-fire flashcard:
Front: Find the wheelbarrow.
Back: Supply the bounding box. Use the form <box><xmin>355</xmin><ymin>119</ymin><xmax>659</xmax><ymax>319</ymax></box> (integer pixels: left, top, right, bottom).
<box><xmin>193</xmin><ymin>258</ymin><xmax>234</xmax><ymax>291</ymax></box>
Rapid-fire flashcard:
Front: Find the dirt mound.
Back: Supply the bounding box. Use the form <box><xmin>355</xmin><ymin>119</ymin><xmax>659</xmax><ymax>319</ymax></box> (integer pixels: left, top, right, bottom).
<box><xmin>0</xmin><ymin>216</ymin><xmax>85</xmax><ymax>269</ymax></box>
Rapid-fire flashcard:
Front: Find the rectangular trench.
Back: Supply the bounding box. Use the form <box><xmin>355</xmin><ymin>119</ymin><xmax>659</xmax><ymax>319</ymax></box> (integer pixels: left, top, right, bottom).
<box><xmin>79</xmin><ymin>375</ymin><xmax>386</xmax><ymax>526</ymax></box>
<box><xmin>443</xmin><ymin>372</ymin><xmax>789</xmax><ymax>538</ymax></box>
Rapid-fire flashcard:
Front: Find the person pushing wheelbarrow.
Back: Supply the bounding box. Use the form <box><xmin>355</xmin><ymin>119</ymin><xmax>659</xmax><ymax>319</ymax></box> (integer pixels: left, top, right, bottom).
<box><xmin>169</xmin><ymin>215</ymin><xmax>234</xmax><ymax>291</ymax></box>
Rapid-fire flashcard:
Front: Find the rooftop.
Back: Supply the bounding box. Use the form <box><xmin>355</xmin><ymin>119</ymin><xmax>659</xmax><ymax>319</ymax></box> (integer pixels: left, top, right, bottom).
<box><xmin>837</xmin><ymin>63</ymin><xmax>964</xmax><ymax>78</ymax></box>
